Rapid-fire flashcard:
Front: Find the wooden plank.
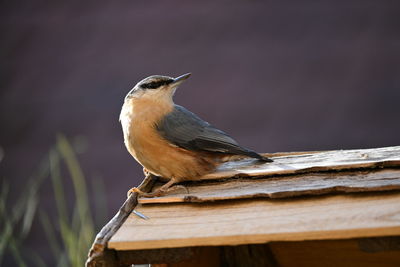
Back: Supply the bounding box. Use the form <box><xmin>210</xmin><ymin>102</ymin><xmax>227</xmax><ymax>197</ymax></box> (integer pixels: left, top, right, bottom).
<box><xmin>202</xmin><ymin>146</ymin><xmax>400</xmax><ymax>180</ymax></box>
<box><xmin>139</xmin><ymin>169</ymin><xmax>400</xmax><ymax>204</ymax></box>
<box><xmin>269</xmin><ymin>239</ymin><xmax>400</xmax><ymax>267</ymax></box>
<box><xmin>113</xmin><ymin>238</ymin><xmax>400</xmax><ymax>266</ymax></box>
<box><xmin>115</xmin><ymin>247</ymin><xmax>215</xmax><ymax>266</ymax></box>
<box><xmin>108</xmin><ymin>192</ymin><xmax>400</xmax><ymax>251</ymax></box>
<box><xmin>137</xmin><ymin>146</ymin><xmax>400</xmax><ymax>204</ymax></box>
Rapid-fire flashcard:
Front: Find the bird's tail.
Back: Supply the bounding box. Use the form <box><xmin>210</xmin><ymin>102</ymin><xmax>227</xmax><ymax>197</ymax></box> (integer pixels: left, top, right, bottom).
<box><xmin>220</xmin><ymin>151</ymin><xmax>273</xmax><ymax>163</ymax></box>
<box><xmin>258</xmin><ymin>155</ymin><xmax>274</xmax><ymax>162</ymax></box>
<box><xmin>246</xmin><ymin>151</ymin><xmax>273</xmax><ymax>162</ymax></box>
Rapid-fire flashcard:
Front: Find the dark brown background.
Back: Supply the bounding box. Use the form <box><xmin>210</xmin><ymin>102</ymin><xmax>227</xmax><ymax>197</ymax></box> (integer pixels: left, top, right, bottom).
<box><xmin>1</xmin><ymin>0</ymin><xmax>400</xmax><ymax>264</ymax></box>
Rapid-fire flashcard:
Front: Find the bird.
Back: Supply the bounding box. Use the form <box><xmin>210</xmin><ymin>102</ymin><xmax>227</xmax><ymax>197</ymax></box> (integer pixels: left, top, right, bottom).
<box><xmin>120</xmin><ymin>73</ymin><xmax>273</xmax><ymax>197</ymax></box>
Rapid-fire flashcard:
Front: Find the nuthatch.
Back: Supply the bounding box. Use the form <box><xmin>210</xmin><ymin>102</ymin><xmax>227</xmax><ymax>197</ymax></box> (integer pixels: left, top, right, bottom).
<box><xmin>120</xmin><ymin>73</ymin><xmax>272</xmax><ymax>197</ymax></box>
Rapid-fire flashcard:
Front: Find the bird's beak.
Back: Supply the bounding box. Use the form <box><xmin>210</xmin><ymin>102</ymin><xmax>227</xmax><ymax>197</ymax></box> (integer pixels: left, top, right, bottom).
<box><xmin>172</xmin><ymin>73</ymin><xmax>191</xmax><ymax>85</ymax></box>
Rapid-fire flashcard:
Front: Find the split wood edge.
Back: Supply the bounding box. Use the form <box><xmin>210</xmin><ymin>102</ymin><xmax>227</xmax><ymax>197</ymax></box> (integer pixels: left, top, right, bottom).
<box><xmin>139</xmin><ymin>168</ymin><xmax>400</xmax><ymax>204</ymax></box>
<box><xmin>85</xmin><ymin>175</ymin><xmax>156</xmax><ymax>267</ymax></box>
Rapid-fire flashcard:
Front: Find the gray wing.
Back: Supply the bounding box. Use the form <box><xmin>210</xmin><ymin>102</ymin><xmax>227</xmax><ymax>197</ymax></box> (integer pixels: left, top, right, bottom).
<box><xmin>157</xmin><ymin>105</ymin><xmax>267</xmax><ymax>160</ymax></box>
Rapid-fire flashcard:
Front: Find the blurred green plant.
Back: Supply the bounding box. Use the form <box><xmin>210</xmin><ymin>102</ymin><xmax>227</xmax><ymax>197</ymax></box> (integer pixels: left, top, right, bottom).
<box><xmin>0</xmin><ymin>134</ymin><xmax>106</xmax><ymax>267</ymax></box>
<box><xmin>0</xmin><ymin>151</ymin><xmax>48</xmax><ymax>267</ymax></box>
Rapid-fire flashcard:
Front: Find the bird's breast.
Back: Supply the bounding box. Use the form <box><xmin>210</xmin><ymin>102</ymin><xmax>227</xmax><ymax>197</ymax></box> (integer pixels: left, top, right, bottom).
<box><xmin>120</xmin><ymin>99</ymin><xmax>172</xmax><ymax>159</ymax></box>
<box><xmin>120</xmin><ymin>99</ymin><xmax>216</xmax><ymax>180</ymax></box>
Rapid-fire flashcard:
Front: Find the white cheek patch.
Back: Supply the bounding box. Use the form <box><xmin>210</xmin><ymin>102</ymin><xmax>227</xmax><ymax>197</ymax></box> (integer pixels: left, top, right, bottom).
<box><xmin>140</xmin><ymin>87</ymin><xmax>175</xmax><ymax>103</ymax></box>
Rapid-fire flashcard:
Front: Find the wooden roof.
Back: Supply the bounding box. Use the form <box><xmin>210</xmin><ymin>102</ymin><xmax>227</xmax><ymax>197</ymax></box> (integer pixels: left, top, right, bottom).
<box><xmin>108</xmin><ymin>146</ymin><xmax>400</xmax><ymax>251</ymax></box>
<box><xmin>110</xmin><ymin>192</ymin><xmax>400</xmax><ymax>251</ymax></box>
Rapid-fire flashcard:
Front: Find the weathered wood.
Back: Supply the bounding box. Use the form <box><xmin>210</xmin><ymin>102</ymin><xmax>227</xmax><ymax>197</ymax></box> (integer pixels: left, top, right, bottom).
<box><xmin>108</xmin><ymin>192</ymin><xmax>400</xmax><ymax>250</ymax></box>
<box><xmin>202</xmin><ymin>146</ymin><xmax>400</xmax><ymax>180</ymax></box>
<box><xmin>138</xmin><ymin>146</ymin><xmax>400</xmax><ymax>204</ymax></box>
<box><xmin>86</xmin><ymin>175</ymin><xmax>156</xmax><ymax>267</ymax></box>
<box><xmin>139</xmin><ymin>169</ymin><xmax>400</xmax><ymax>204</ymax></box>
<box><xmin>93</xmin><ymin>146</ymin><xmax>400</xmax><ymax>265</ymax></box>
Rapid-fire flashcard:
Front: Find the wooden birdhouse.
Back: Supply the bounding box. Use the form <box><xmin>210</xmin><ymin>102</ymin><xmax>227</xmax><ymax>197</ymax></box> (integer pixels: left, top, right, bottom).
<box><xmin>87</xmin><ymin>146</ymin><xmax>400</xmax><ymax>267</ymax></box>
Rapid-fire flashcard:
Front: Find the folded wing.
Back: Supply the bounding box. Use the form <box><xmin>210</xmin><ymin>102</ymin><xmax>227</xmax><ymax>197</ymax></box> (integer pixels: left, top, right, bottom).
<box><xmin>156</xmin><ymin>105</ymin><xmax>272</xmax><ymax>161</ymax></box>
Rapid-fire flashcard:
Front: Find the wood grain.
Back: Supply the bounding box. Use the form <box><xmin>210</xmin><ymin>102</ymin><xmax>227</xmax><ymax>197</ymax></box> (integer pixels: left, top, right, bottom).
<box><xmin>202</xmin><ymin>145</ymin><xmax>400</xmax><ymax>180</ymax></box>
<box><xmin>108</xmin><ymin>192</ymin><xmax>400</xmax><ymax>251</ymax></box>
<box><xmin>137</xmin><ymin>146</ymin><xmax>400</xmax><ymax>204</ymax></box>
<box><xmin>139</xmin><ymin>169</ymin><xmax>400</xmax><ymax>204</ymax></box>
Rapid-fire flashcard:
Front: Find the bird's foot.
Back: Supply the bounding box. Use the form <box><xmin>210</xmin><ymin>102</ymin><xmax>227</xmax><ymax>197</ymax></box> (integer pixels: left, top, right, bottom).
<box><xmin>126</xmin><ymin>186</ymin><xmax>174</xmax><ymax>198</ymax></box>
<box><xmin>128</xmin><ymin>187</ymin><xmax>165</xmax><ymax>198</ymax></box>
<box><xmin>127</xmin><ymin>170</ymin><xmax>159</xmax><ymax>198</ymax></box>
<box><xmin>129</xmin><ymin>178</ymin><xmax>178</xmax><ymax>198</ymax></box>
<box><xmin>127</xmin><ymin>187</ymin><xmax>167</xmax><ymax>198</ymax></box>
<box><xmin>127</xmin><ymin>187</ymin><xmax>146</xmax><ymax>198</ymax></box>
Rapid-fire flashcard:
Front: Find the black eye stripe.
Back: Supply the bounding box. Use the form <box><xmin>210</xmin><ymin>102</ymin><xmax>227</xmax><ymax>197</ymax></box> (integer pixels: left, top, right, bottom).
<box><xmin>141</xmin><ymin>79</ymin><xmax>174</xmax><ymax>89</ymax></box>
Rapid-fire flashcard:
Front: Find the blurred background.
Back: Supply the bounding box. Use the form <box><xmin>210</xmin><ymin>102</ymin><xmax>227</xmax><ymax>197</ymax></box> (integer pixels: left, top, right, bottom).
<box><xmin>1</xmin><ymin>0</ymin><xmax>400</xmax><ymax>266</ymax></box>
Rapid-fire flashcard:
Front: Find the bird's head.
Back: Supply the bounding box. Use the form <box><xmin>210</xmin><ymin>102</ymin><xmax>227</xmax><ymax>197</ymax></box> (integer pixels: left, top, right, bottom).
<box><xmin>125</xmin><ymin>73</ymin><xmax>191</xmax><ymax>103</ymax></box>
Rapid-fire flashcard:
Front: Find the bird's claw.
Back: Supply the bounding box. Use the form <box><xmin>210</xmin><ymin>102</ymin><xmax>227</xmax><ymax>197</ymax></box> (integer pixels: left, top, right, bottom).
<box><xmin>127</xmin><ymin>187</ymin><xmax>145</xmax><ymax>198</ymax></box>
